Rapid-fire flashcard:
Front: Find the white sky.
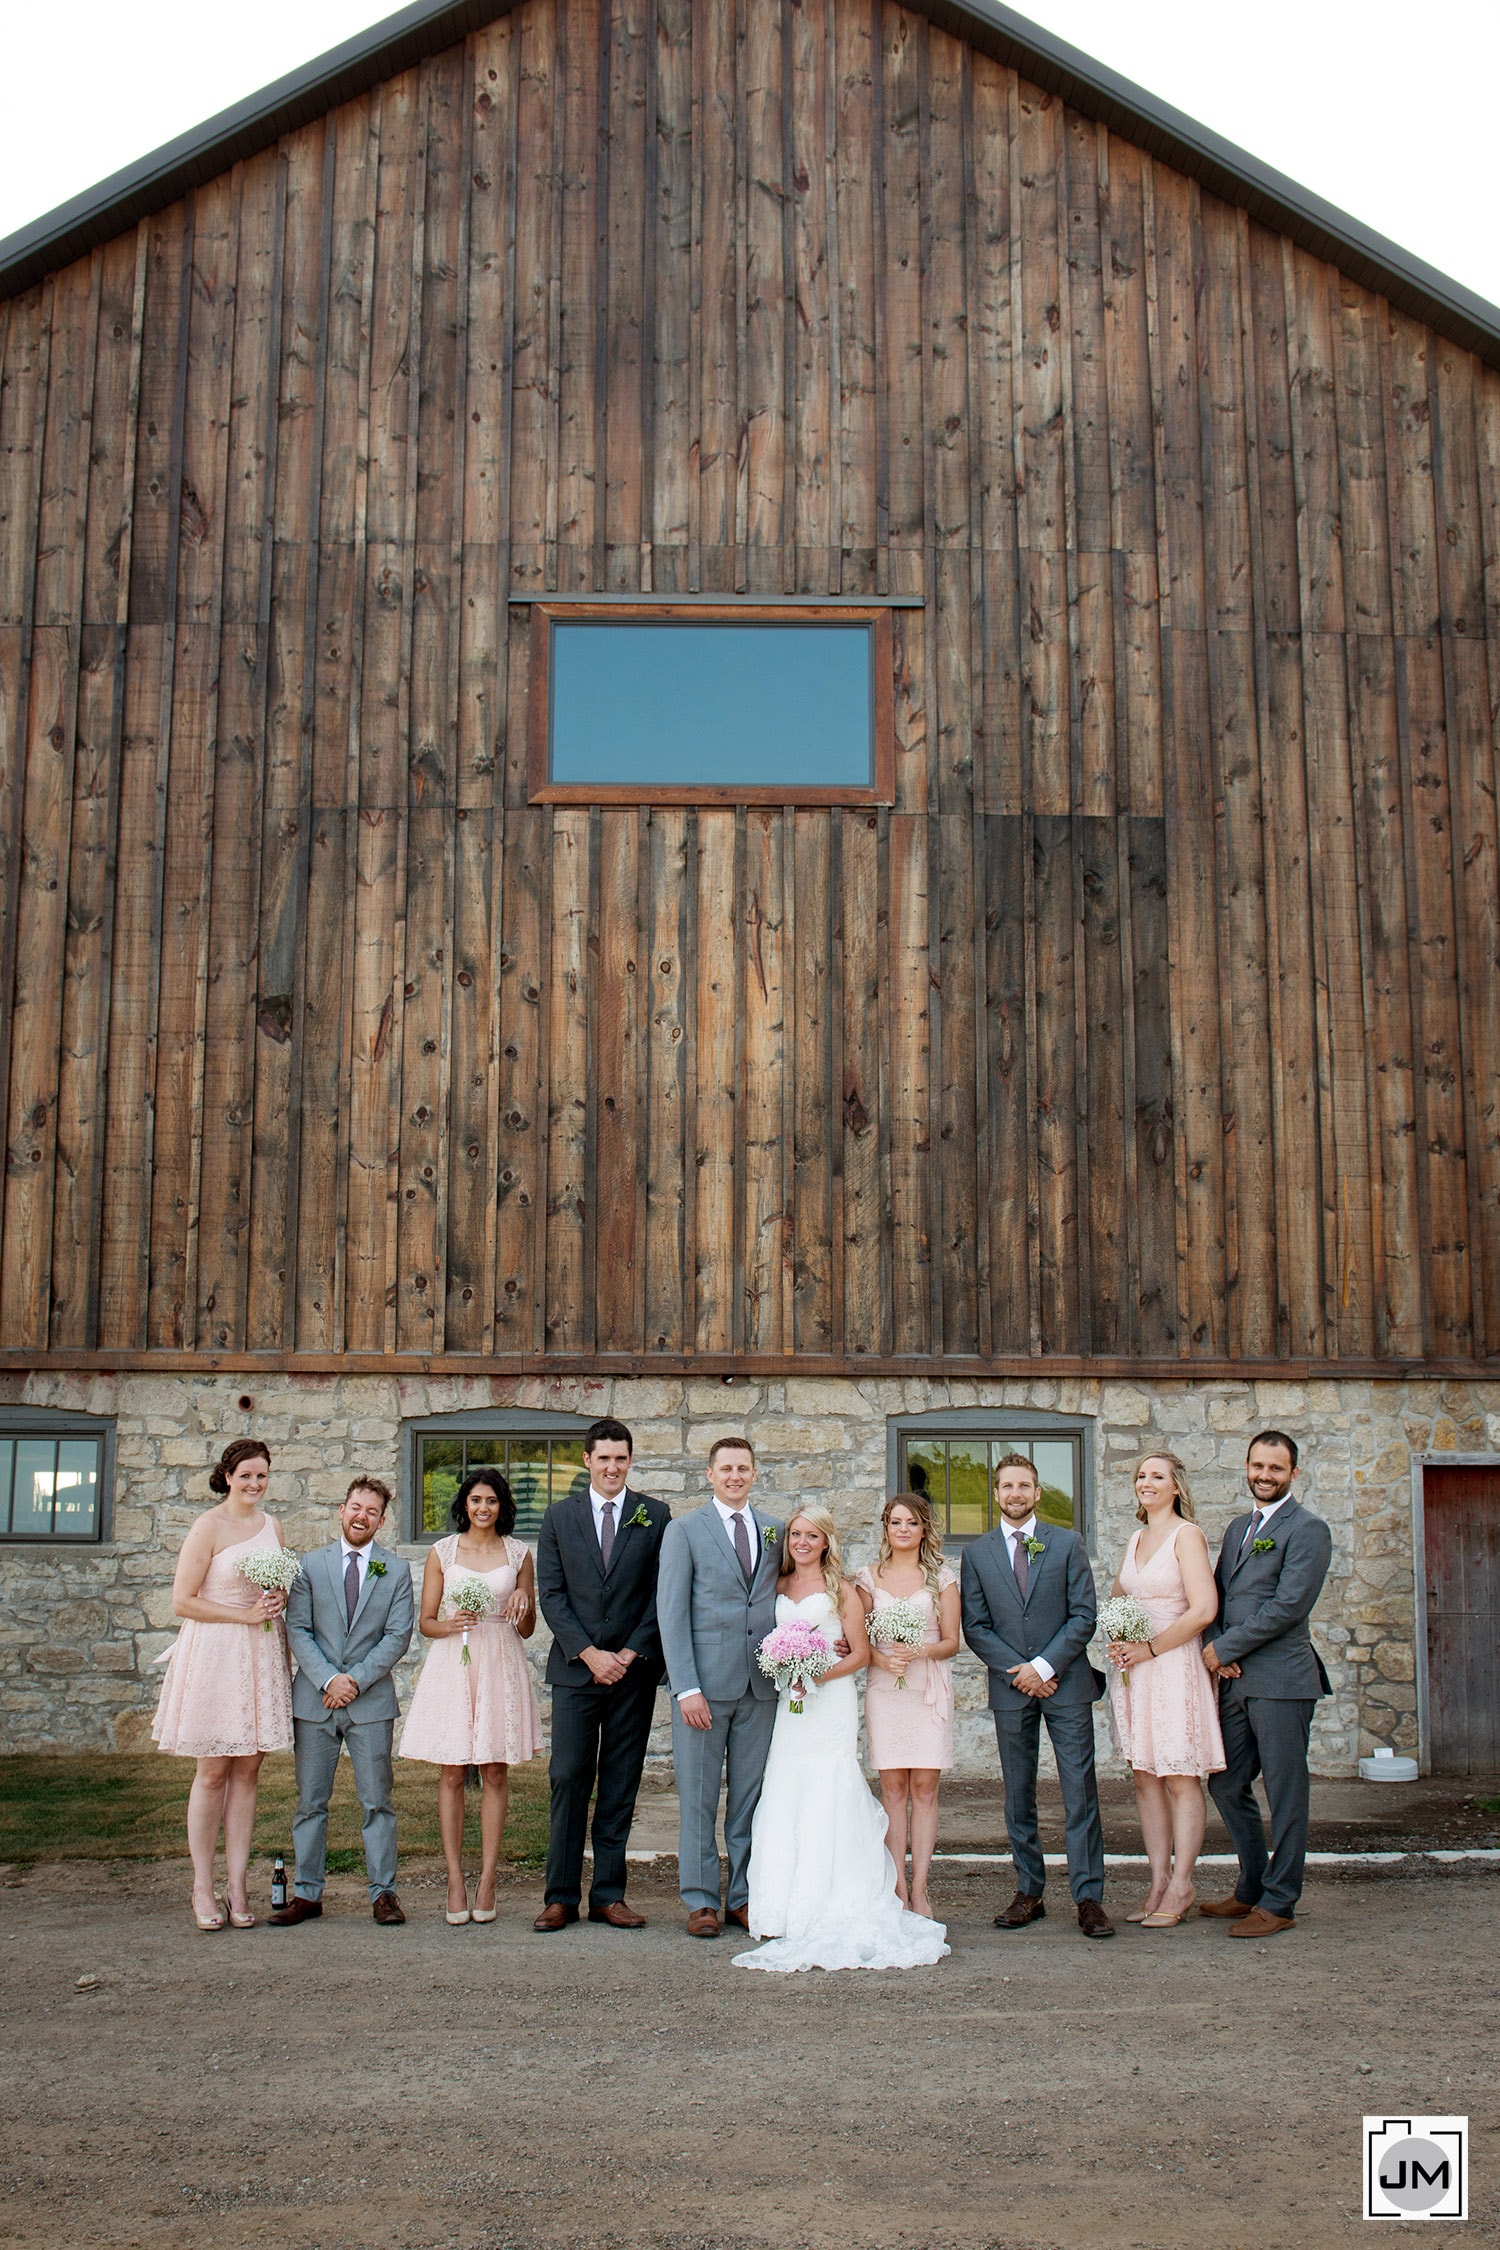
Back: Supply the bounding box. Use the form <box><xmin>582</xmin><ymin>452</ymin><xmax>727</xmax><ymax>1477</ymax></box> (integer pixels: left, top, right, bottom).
<box><xmin>2</xmin><ymin>0</ymin><xmax>1497</xmax><ymax>312</ymax></box>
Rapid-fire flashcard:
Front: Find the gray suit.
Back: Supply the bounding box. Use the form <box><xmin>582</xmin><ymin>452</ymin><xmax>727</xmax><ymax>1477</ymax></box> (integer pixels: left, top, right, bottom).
<box><xmin>284</xmin><ymin>1540</ymin><xmax>415</xmax><ymax>1901</ymax></box>
<box><xmin>961</xmin><ymin>1523</ymin><xmax>1106</xmax><ymax>1904</ymax></box>
<box><xmin>657</xmin><ymin>1502</ymin><xmax>785</xmax><ymax>1914</ymax></box>
<box><xmin>1207</xmin><ymin>1495</ymin><xmax>1332</xmax><ymax>1917</ymax></box>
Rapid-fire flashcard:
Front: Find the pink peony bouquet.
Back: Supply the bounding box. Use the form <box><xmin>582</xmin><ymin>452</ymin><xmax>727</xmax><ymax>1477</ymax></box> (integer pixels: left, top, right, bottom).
<box><xmin>756</xmin><ymin>1619</ymin><xmax>834</xmax><ymax>1714</ymax></box>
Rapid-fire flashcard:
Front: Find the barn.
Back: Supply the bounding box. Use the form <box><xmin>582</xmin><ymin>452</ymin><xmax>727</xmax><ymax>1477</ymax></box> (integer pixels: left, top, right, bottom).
<box><xmin>1</xmin><ymin>0</ymin><xmax>1497</xmax><ymax>1777</ymax></box>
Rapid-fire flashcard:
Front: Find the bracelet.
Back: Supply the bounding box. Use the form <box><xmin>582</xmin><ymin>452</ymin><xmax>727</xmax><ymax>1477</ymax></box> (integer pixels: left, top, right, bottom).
<box><xmin>1147</xmin><ymin>1639</ymin><xmax>1157</xmax><ymax>1657</ymax></box>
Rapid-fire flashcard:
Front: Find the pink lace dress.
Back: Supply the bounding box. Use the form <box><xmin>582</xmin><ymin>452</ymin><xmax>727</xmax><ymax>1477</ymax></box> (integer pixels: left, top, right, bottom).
<box><xmin>398</xmin><ymin>1534</ymin><xmax>544</xmax><ymax>1767</ymax></box>
<box><xmin>1107</xmin><ymin>1524</ymin><xmax>1226</xmax><ymax>1779</ymax></box>
<box><xmin>857</xmin><ymin>1565</ymin><xmax>957</xmax><ymax>1772</ymax></box>
<box><xmin>151</xmin><ymin>1521</ymin><xmax>294</xmax><ymax>1757</ymax></box>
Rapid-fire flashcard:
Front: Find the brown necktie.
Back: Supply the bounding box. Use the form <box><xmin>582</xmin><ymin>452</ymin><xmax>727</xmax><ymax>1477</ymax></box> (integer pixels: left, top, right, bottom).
<box><xmin>732</xmin><ymin>1510</ymin><xmax>753</xmax><ymax>1585</ymax></box>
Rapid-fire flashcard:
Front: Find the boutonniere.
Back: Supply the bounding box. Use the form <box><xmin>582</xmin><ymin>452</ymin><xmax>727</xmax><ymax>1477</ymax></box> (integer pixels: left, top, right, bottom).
<box><xmin>1023</xmin><ymin>1535</ymin><xmax>1045</xmax><ymax>1561</ymax></box>
<box><xmin>1251</xmin><ymin>1537</ymin><xmax>1276</xmax><ymax>1554</ymax></box>
<box><xmin>367</xmin><ymin>1556</ymin><xmax>387</xmax><ymax>1578</ymax></box>
<box><xmin>762</xmin><ymin>1525</ymin><xmax>779</xmax><ymax>1550</ymax></box>
<box><xmin>626</xmin><ymin>1503</ymin><xmax>651</xmax><ymax>1530</ymax></box>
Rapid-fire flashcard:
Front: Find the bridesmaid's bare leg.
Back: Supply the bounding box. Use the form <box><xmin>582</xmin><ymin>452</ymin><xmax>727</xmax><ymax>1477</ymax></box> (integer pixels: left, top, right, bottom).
<box><xmin>476</xmin><ymin>1762</ymin><xmax>509</xmax><ymax>1912</ymax></box>
<box><xmin>221</xmin><ymin>1753</ymin><xmax>264</xmax><ymax>1913</ymax></box>
<box><xmin>1132</xmin><ymin>1770</ymin><xmax>1172</xmax><ymax>1913</ymax></box>
<box><xmin>878</xmin><ymin>1770</ymin><xmax>912</xmax><ymax>1905</ymax></box>
<box><xmin>1162</xmin><ymin>1775</ymin><xmax>1206</xmax><ymax>1910</ymax></box>
<box><xmin>437</xmin><ymin>1766</ymin><xmax>470</xmax><ymax>1912</ymax></box>
<box><xmin>187</xmin><ymin>1757</ymin><xmax>232</xmax><ymax>1917</ymax></box>
<box><xmin>907</xmin><ymin>1769</ymin><xmax>941</xmax><ymax>1918</ymax></box>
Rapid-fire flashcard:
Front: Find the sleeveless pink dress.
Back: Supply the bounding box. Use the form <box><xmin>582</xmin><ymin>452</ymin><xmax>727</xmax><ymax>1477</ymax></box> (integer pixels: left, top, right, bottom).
<box><xmin>1107</xmin><ymin>1524</ymin><xmax>1226</xmax><ymax>1779</ymax></box>
<box><xmin>398</xmin><ymin>1534</ymin><xmax>544</xmax><ymax>1766</ymax></box>
<box><xmin>857</xmin><ymin>1565</ymin><xmax>957</xmax><ymax>1772</ymax></box>
<box><xmin>151</xmin><ymin>1521</ymin><xmax>294</xmax><ymax>1757</ymax></box>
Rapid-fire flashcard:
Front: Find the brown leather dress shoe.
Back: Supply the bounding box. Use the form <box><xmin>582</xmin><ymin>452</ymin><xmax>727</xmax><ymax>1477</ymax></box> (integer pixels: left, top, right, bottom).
<box><xmin>1229</xmin><ymin>1905</ymin><xmax>1295</xmax><ymax>1938</ymax></box>
<box><xmin>533</xmin><ymin>1902</ymin><xmax>580</xmax><ymax>1932</ymax></box>
<box><xmin>686</xmin><ymin>1907</ymin><xmax>722</xmax><ymax>1939</ymax></box>
<box><xmin>1199</xmin><ymin>1892</ymin><xmax>1260</xmax><ymax>1918</ymax></box>
<box><xmin>371</xmin><ymin>1891</ymin><xmax>405</xmax><ymax>1925</ymax></box>
<box><xmin>724</xmin><ymin>1906</ymin><xmax>751</xmax><ymax>1930</ymax></box>
<box><xmin>1077</xmin><ymin>1899</ymin><xmax>1115</xmax><ymax>1939</ymax></box>
<box><xmin>588</xmin><ymin>1900</ymin><xmax>646</xmax><ymax>1927</ymax></box>
<box><xmin>994</xmin><ymin>1890</ymin><xmax>1046</xmax><ymax>1929</ymax></box>
<box><xmin>267</xmin><ymin>1896</ymin><xmax>322</xmax><ymax>1926</ymax></box>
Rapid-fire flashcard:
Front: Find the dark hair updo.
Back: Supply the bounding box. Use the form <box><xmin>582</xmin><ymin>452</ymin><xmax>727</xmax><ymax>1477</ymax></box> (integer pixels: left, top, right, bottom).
<box><xmin>451</xmin><ymin>1467</ymin><xmax>517</xmax><ymax>1537</ymax></box>
<box><xmin>208</xmin><ymin>1438</ymin><xmax>272</xmax><ymax>1495</ymax></box>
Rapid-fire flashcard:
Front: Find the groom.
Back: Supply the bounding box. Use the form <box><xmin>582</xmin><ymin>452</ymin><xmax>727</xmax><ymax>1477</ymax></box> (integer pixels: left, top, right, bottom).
<box><xmin>1201</xmin><ymin>1429</ymin><xmax>1332</xmax><ymax>1939</ymax></box>
<box><xmin>657</xmin><ymin>1438</ymin><xmax>784</xmax><ymax>1938</ymax></box>
<box><xmin>961</xmin><ymin>1453</ymin><xmax>1113</xmax><ymax>1940</ymax></box>
<box><xmin>273</xmin><ymin>1475</ymin><xmax>415</xmax><ymax>1926</ymax></box>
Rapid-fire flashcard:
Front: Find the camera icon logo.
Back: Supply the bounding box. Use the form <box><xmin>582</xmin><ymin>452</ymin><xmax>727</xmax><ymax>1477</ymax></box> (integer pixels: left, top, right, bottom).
<box><xmin>1365</xmin><ymin>2117</ymin><xmax>1468</xmax><ymax>2222</ymax></box>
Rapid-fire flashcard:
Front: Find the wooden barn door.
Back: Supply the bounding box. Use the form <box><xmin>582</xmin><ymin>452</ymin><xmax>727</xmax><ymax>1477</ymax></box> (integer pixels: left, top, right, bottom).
<box><xmin>1422</xmin><ymin>1466</ymin><xmax>1500</xmax><ymax>1774</ymax></box>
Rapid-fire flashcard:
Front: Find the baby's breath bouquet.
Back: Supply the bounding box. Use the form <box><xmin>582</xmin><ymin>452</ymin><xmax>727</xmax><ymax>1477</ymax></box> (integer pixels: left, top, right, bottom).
<box><xmin>446</xmin><ymin>1572</ymin><xmax>497</xmax><ymax>1666</ymax></box>
<box><xmin>1096</xmin><ymin>1593</ymin><xmax>1155</xmax><ymax>1661</ymax></box>
<box><xmin>866</xmin><ymin>1594</ymin><xmax>928</xmax><ymax>1687</ymax></box>
<box><xmin>234</xmin><ymin>1546</ymin><xmax>301</xmax><ymax>1629</ymax></box>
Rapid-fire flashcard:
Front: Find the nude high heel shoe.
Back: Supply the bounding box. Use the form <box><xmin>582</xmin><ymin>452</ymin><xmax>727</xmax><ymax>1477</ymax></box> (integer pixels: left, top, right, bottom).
<box><xmin>446</xmin><ymin>1882</ymin><xmax>472</xmax><ymax>1926</ymax></box>
<box><xmin>1141</xmin><ymin>1884</ymin><xmax>1198</xmax><ymax>1928</ymax></box>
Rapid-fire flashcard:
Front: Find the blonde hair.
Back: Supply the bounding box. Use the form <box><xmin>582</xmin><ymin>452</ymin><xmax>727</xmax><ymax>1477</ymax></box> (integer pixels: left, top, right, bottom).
<box><xmin>876</xmin><ymin>1491</ymin><xmax>945</xmax><ymax>1598</ymax></box>
<box><xmin>783</xmin><ymin>1507</ymin><xmax>845</xmax><ymax>1603</ymax></box>
<box><xmin>1133</xmin><ymin>1452</ymin><xmax>1197</xmax><ymax>1524</ymax></box>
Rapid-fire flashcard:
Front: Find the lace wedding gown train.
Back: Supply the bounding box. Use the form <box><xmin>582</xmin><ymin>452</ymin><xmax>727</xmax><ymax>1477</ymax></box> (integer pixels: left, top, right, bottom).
<box><xmin>733</xmin><ymin>1592</ymin><xmax>950</xmax><ymax>1974</ymax></box>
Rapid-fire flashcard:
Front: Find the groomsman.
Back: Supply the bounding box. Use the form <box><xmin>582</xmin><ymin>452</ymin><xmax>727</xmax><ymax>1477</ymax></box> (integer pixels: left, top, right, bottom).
<box><xmin>273</xmin><ymin>1476</ymin><xmax>415</xmax><ymax>1925</ymax></box>
<box><xmin>533</xmin><ymin>1418</ymin><xmax>672</xmax><ymax>1930</ymax></box>
<box><xmin>1202</xmin><ymin>1430</ymin><xmax>1332</xmax><ymax>1938</ymax></box>
<box><xmin>961</xmin><ymin>1454</ymin><xmax>1113</xmax><ymax>1940</ymax></box>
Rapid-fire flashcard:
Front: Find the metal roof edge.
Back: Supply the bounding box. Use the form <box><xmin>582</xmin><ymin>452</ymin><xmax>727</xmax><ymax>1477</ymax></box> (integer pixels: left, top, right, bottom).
<box><xmin>2</xmin><ymin>0</ymin><xmax>1498</xmax><ymax>367</ymax></box>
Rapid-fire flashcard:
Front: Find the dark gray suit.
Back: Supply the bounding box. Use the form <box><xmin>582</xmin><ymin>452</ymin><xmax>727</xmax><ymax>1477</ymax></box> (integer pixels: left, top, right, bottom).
<box><xmin>284</xmin><ymin>1540</ymin><xmax>415</xmax><ymax>1902</ymax></box>
<box><xmin>962</xmin><ymin>1523</ymin><xmax>1106</xmax><ymax>1904</ymax></box>
<box><xmin>1207</xmin><ymin>1495</ymin><xmax>1332</xmax><ymax>1917</ymax></box>
<box><xmin>657</xmin><ymin>1502</ymin><xmax>785</xmax><ymax>1914</ymax></box>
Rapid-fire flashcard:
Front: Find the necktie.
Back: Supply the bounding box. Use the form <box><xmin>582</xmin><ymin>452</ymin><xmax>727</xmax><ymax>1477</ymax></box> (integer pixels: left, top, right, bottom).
<box><xmin>1010</xmin><ymin>1530</ymin><xmax>1029</xmax><ymax>1598</ymax></box>
<box><xmin>1239</xmin><ymin>1510</ymin><xmax>1265</xmax><ymax>1553</ymax></box>
<box><xmin>599</xmin><ymin>1500</ymin><xmax>616</xmax><ymax>1569</ymax></box>
<box><xmin>731</xmin><ymin>1510</ymin><xmax>754</xmax><ymax>1585</ymax></box>
<box><xmin>344</xmin><ymin>1550</ymin><xmax>361</xmax><ymax>1624</ymax></box>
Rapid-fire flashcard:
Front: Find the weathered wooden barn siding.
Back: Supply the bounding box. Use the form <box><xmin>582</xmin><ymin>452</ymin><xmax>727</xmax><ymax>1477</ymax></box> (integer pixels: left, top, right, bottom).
<box><xmin>1</xmin><ymin>0</ymin><xmax>1498</xmax><ymax>1373</ymax></box>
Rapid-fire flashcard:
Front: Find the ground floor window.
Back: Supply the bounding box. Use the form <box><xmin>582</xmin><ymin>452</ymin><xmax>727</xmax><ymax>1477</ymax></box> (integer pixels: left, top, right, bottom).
<box><xmin>404</xmin><ymin>1411</ymin><xmax>595</xmax><ymax>1544</ymax></box>
<box><xmin>891</xmin><ymin>1419</ymin><xmax>1087</xmax><ymax>1545</ymax></box>
<box><xmin>0</xmin><ymin>1418</ymin><xmax>110</xmax><ymax>1542</ymax></box>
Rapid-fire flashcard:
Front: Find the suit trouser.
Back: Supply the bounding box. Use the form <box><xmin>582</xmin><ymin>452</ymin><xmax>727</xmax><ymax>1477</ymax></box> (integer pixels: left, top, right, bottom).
<box><xmin>544</xmin><ymin>1670</ymin><xmax>659</xmax><ymax>1908</ymax></box>
<box><xmin>1208</xmin><ymin>1692</ymin><xmax>1315</xmax><ymax>1917</ymax></box>
<box><xmin>291</xmin><ymin>1713</ymin><xmax>397</xmax><ymax>1901</ymax></box>
<box><xmin>993</xmin><ymin>1697</ymin><xmax>1105</xmax><ymax>1904</ymax></box>
<box><xmin>671</xmin><ymin>1691</ymin><xmax>778</xmax><ymax>1912</ymax></box>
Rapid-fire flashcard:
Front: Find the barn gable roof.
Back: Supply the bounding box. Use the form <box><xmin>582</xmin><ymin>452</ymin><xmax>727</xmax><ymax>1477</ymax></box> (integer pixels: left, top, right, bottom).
<box><xmin>3</xmin><ymin>0</ymin><xmax>1499</xmax><ymax>368</ymax></box>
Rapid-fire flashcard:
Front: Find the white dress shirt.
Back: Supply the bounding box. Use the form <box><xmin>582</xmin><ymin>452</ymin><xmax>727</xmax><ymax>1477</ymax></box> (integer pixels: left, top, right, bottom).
<box><xmin>676</xmin><ymin>1498</ymin><xmax>760</xmax><ymax>1703</ymax></box>
<box><xmin>1001</xmin><ymin>1514</ymin><xmax>1054</xmax><ymax>1682</ymax></box>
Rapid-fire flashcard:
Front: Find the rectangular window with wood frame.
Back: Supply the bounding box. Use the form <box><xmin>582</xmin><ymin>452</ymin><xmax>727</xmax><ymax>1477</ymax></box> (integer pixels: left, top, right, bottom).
<box><xmin>526</xmin><ymin>604</ymin><xmax>895</xmax><ymax>805</ymax></box>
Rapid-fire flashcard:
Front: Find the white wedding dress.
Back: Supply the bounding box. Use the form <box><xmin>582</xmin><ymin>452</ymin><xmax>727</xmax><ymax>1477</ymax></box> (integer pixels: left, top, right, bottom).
<box><xmin>732</xmin><ymin>1591</ymin><xmax>950</xmax><ymax>1974</ymax></box>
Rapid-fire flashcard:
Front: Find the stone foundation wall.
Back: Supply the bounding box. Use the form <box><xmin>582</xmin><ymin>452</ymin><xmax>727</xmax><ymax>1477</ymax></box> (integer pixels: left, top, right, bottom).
<box><xmin>2</xmin><ymin>1367</ymin><xmax>1496</xmax><ymax>1770</ymax></box>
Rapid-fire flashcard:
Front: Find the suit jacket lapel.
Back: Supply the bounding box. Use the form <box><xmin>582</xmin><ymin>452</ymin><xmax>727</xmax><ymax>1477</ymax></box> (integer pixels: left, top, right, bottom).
<box><xmin>1019</xmin><ymin>1527</ymin><xmax>1047</xmax><ymax>1609</ymax></box>
<box><xmin>602</xmin><ymin>1488</ymin><xmax>633</xmax><ymax>1578</ymax></box>
<box><xmin>573</xmin><ymin>1489</ymin><xmax>606</xmax><ymax>1578</ymax></box>
<box><xmin>749</xmin><ymin>1515</ymin><xmax>780</xmax><ymax>1592</ymax></box>
<box><xmin>1225</xmin><ymin>1510</ymin><xmax>1259</xmax><ymax>1582</ymax></box>
<box><xmin>346</xmin><ymin>1543</ymin><xmax>386</xmax><ymax>1637</ymax></box>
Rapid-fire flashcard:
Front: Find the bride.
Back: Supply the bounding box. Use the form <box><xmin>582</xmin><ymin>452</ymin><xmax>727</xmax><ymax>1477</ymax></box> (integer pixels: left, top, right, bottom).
<box><xmin>733</xmin><ymin>1507</ymin><xmax>949</xmax><ymax>1973</ymax></box>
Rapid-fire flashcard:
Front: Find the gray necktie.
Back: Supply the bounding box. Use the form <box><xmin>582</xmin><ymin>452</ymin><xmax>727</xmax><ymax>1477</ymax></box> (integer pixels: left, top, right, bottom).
<box><xmin>344</xmin><ymin>1550</ymin><xmax>361</xmax><ymax>1624</ymax></box>
<box><xmin>732</xmin><ymin>1510</ymin><xmax>753</xmax><ymax>1585</ymax></box>
<box><xmin>1010</xmin><ymin>1530</ymin><xmax>1029</xmax><ymax>1598</ymax></box>
<box><xmin>599</xmin><ymin>1500</ymin><xmax>616</xmax><ymax>1570</ymax></box>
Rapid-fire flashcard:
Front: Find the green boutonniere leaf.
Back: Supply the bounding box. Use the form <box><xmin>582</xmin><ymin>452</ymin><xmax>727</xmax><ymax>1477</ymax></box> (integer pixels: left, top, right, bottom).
<box><xmin>1251</xmin><ymin>1537</ymin><xmax>1276</xmax><ymax>1554</ymax></box>
<box><xmin>1023</xmin><ymin>1535</ymin><xmax>1045</xmax><ymax>1560</ymax></box>
<box><xmin>626</xmin><ymin>1503</ymin><xmax>651</xmax><ymax>1530</ymax></box>
<box><xmin>368</xmin><ymin>1557</ymin><xmax>387</xmax><ymax>1578</ymax></box>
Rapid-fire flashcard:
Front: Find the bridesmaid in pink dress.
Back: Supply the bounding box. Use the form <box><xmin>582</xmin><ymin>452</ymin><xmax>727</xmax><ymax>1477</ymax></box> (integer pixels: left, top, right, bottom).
<box><xmin>856</xmin><ymin>1492</ymin><xmax>961</xmax><ymax>1921</ymax></box>
<box><xmin>1107</xmin><ymin>1452</ymin><xmax>1225</xmax><ymax>1927</ymax></box>
<box><xmin>152</xmin><ymin>1439</ymin><xmax>294</xmax><ymax>1931</ymax></box>
<box><xmin>398</xmin><ymin>1468</ymin><xmax>543</xmax><ymax>1924</ymax></box>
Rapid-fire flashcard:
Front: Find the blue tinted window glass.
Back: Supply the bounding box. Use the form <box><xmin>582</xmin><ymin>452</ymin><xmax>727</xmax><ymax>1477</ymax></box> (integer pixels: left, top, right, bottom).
<box><xmin>549</xmin><ymin>621</ymin><xmax>873</xmax><ymax>787</ymax></box>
